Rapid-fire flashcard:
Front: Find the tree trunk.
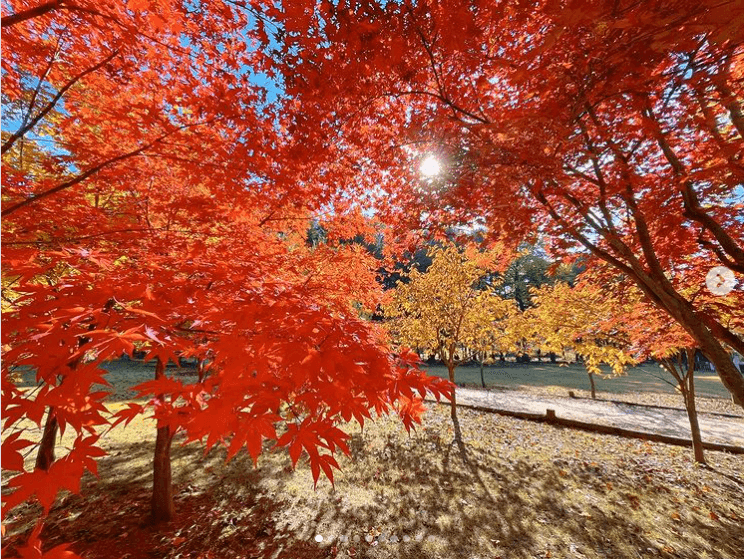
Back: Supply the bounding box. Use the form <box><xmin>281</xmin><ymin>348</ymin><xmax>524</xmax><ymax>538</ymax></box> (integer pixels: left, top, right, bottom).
<box><xmin>446</xmin><ymin>362</ymin><xmax>462</xmax><ymax>442</ymax></box>
<box><xmin>35</xmin><ymin>408</ymin><xmax>58</xmax><ymax>471</ymax></box>
<box><xmin>36</xmin><ymin>358</ymin><xmax>79</xmax><ymax>470</ymax></box>
<box><xmin>151</xmin><ymin>357</ymin><xmax>175</xmax><ymax>523</ymax></box>
<box><xmin>616</xmin><ymin>259</ymin><xmax>744</xmax><ymax>408</ymax></box>
<box><xmin>197</xmin><ymin>358</ymin><xmax>206</xmax><ymax>383</ymax></box>
<box><xmin>683</xmin><ymin>349</ymin><xmax>706</xmax><ymax>464</ymax></box>
<box><xmin>588</xmin><ymin>372</ymin><xmax>596</xmax><ymax>399</ymax></box>
<box><xmin>152</xmin><ymin>424</ymin><xmax>175</xmax><ymax>522</ymax></box>
<box><xmin>661</xmin><ymin>352</ymin><xmax>705</xmax><ymax>465</ymax></box>
<box><xmin>689</xmin><ymin>321</ymin><xmax>744</xmax><ymax>408</ymax></box>
<box><xmin>480</xmin><ymin>358</ymin><xmax>485</xmax><ymax>388</ymax></box>
<box><xmin>35</xmin><ymin>325</ymin><xmax>97</xmax><ymax>470</ymax></box>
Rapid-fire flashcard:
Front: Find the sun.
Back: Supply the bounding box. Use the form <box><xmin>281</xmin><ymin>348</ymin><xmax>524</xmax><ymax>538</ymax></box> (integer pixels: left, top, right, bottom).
<box><xmin>420</xmin><ymin>155</ymin><xmax>441</xmax><ymax>177</ymax></box>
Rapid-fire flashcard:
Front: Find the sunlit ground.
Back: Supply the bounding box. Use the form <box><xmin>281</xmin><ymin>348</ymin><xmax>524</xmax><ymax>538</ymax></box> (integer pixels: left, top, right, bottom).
<box><xmin>3</xmin><ymin>403</ymin><xmax>742</xmax><ymax>559</ymax></box>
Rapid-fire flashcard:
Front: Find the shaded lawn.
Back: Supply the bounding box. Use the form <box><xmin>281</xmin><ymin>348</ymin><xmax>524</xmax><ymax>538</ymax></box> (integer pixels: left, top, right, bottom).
<box><xmin>11</xmin><ymin>358</ymin><xmax>201</xmax><ymax>404</ymax></box>
<box><xmin>425</xmin><ymin>362</ymin><xmax>734</xmax><ymax>400</ymax></box>
<box><xmin>11</xmin><ymin>359</ymin><xmax>735</xmax><ymax>405</ymax></box>
<box><xmin>3</xmin><ymin>403</ymin><xmax>742</xmax><ymax>559</ymax></box>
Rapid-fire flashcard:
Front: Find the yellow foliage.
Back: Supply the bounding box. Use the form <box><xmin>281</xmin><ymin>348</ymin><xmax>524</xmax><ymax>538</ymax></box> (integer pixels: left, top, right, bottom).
<box><xmin>527</xmin><ymin>281</ymin><xmax>636</xmax><ymax>376</ymax></box>
<box><xmin>385</xmin><ymin>244</ymin><xmax>520</xmax><ymax>366</ymax></box>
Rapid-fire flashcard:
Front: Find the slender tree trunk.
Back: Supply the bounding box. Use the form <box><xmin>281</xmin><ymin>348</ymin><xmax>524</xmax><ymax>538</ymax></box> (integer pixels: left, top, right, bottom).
<box><xmin>480</xmin><ymin>356</ymin><xmax>485</xmax><ymax>388</ymax></box>
<box><xmin>587</xmin><ymin>372</ymin><xmax>596</xmax><ymax>399</ymax></box>
<box><xmin>683</xmin><ymin>349</ymin><xmax>706</xmax><ymax>464</ymax></box>
<box><xmin>151</xmin><ymin>358</ymin><xmax>175</xmax><ymax>523</ymax></box>
<box><xmin>446</xmin><ymin>362</ymin><xmax>462</xmax><ymax>442</ymax></box>
<box><xmin>662</xmin><ymin>352</ymin><xmax>706</xmax><ymax>464</ymax></box>
<box><xmin>197</xmin><ymin>358</ymin><xmax>206</xmax><ymax>383</ymax></box>
<box><xmin>35</xmin><ymin>408</ymin><xmax>58</xmax><ymax>471</ymax></box>
<box><xmin>36</xmin><ymin>352</ymin><xmax>82</xmax><ymax>470</ymax></box>
<box><xmin>35</xmin><ymin>322</ymin><xmax>99</xmax><ymax>470</ymax></box>
<box><xmin>152</xmin><ymin>425</ymin><xmax>175</xmax><ymax>522</ymax></box>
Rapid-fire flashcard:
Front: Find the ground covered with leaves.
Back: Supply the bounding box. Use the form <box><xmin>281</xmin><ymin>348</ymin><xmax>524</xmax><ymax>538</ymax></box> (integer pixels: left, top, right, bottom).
<box><xmin>3</xmin><ymin>401</ymin><xmax>742</xmax><ymax>559</ymax></box>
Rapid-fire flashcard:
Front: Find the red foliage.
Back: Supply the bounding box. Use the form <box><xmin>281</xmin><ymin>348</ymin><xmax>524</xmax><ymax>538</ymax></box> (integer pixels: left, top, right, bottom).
<box><xmin>14</xmin><ymin>522</ymin><xmax>82</xmax><ymax>559</ymax></box>
<box><xmin>8</xmin><ymin>0</ymin><xmax>741</xmax><ymax>554</ymax></box>
<box><xmin>1</xmin><ymin>0</ymin><xmax>452</xmax><ymax>553</ymax></box>
<box><xmin>274</xmin><ymin>0</ymin><xmax>744</xmax><ymax>403</ymax></box>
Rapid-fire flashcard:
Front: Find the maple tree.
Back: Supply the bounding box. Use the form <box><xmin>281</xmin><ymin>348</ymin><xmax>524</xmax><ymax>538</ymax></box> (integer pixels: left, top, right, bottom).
<box><xmin>531</xmin><ymin>262</ymin><xmax>742</xmax><ymax>462</ymax></box>
<box><xmin>385</xmin><ymin>244</ymin><xmax>515</xmax><ymax>440</ymax></box>
<box><xmin>1</xmin><ymin>1</ymin><xmax>453</xmax><ymax>554</ymax></box>
<box><xmin>3</xmin><ymin>1</ymin><xmax>742</xmax><ymax>554</ymax></box>
<box><xmin>275</xmin><ymin>0</ymin><xmax>744</xmax><ymax>407</ymax></box>
<box><xmin>528</xmin><ymin>280</ymin><xmax>637</xmax><ymax>398</ymax></box>
<box><xmin>618</xmin><ymin>262</ymin><xmax>743</xmax><ymax>464</ymax></box>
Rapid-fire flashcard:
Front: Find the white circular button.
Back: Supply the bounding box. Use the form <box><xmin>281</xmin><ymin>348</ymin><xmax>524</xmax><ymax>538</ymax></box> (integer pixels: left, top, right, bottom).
<box><xmin>706</xmin><ymin>266</ymin><xmax>736</xmax><ymax>295</ymax></box>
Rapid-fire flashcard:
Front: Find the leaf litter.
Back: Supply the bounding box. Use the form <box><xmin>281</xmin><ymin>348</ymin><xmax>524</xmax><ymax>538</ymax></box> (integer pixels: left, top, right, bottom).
<box><xmin>2</xmin><ymin>400</ymin><xmax>742</xmax><ymax>559</ymax></box>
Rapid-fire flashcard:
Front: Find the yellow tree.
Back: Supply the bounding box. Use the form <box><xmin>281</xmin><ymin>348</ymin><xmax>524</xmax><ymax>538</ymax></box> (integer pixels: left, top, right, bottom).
<box><xmin>385</xmin><ymin>244</ymin><xmax>514</xmax><ymax>441</ymax></box>
<box><xmin>467</xmin><ymin>301</ymin><xmax>523</xmax><ymax>388</ymax></box>
<box><xmin>528</xmin><ymin>281</ymin><xmax>636</xmax><ymax>399</ymax></box>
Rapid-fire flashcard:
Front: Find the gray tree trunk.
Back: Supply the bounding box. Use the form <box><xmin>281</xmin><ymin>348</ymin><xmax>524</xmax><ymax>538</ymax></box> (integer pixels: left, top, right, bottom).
<box><xmin>588</xmin><ymin>372</ymin><xmax>596</xmax><ymax>399</ymax></box>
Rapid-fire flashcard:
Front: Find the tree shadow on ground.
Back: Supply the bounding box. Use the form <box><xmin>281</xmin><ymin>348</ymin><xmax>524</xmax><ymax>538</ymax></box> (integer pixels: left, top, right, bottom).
<box><xmin>2</xmin><ymin>438</ymin><xmax>329</xmax><ymax>559</ymax></box>
<box><xmin>3</xmin><ymin>406</ymin><xmax>743</xmax><ymax>559</ymax></box>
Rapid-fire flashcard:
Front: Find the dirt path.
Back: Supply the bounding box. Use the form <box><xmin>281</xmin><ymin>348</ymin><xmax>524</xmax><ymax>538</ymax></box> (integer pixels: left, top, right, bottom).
<box><xmin>432</xmin><ymin>387</ymin><xmax>744</xmax><ymax>447</ymax></box>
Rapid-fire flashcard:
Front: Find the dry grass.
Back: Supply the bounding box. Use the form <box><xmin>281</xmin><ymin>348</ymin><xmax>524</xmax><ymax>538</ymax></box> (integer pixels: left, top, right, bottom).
<box><xmin>3</xmin><ymin>401</ymin><xmax>743</xmax><ymax>559</ymax></box>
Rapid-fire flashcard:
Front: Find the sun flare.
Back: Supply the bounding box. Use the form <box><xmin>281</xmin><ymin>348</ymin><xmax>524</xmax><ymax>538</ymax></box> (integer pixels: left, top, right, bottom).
<box><xmin>420</xmin><ymin>155</ymin><xmax>441</xmax><ymax>177</ymax></box>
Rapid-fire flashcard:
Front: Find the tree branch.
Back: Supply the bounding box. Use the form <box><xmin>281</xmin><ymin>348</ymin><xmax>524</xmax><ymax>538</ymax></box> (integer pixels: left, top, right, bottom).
<box><xmin>3</xmin><ymin>49</ymin><xmax>120</xmax><ymax>155</ymax></box>
<box><xmin>714</xmin><ymin>51</ymin><xmax>744</xmax><ymax>139</ymax></box>
<box><xmin>642</xmin><ymin>98</ymin><xmax>744</xmax><ymax>272</ymax></box>
<box><xmin>533</xmin><ymin>186</ymin><xmax>635</xmax><ymax>278</ymax></box>
<box><xmin>2</xmin><ymin>119</ymin><xmax>217</xmax><ymax>217</ymax></box>
<box><xmin>2</xmin><ymin>0</ymin><xmax>61</xmax><ymax>28</ymax></box>
<box><xmin>681</xmin><ymin>182</ymin><xmax>744</xmax><ymax>272</ymax></box>
<box><xmin>576</xmin><ymin>117</ymin><xmax>619</xmax><ymax>238</ymax></box>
